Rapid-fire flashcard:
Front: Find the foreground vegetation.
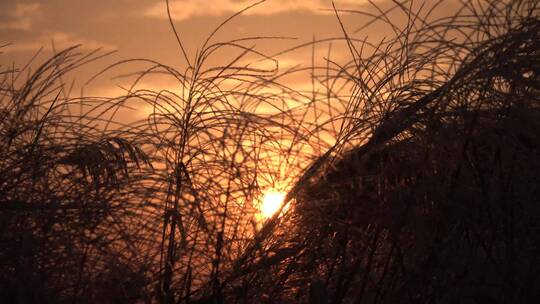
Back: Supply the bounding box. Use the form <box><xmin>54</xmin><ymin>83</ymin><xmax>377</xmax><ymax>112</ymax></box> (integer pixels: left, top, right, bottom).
<box><xmin>1</xmin><ymin>0</ymin><xmax>539</xmax><ymax>303</ymax></box>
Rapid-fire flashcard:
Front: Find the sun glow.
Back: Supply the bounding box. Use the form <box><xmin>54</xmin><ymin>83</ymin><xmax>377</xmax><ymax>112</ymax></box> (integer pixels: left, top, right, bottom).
<box><xmin>260</xmin><ymin>190</ymin><xmax>286</xmax><ymax>218</ymax></box>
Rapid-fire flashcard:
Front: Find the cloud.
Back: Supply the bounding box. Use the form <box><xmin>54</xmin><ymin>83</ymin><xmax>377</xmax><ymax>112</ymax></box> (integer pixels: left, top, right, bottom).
<box><xmin>0</xmin><ymin>3</ymin><xmax>41</xmax><ymax>31</ymax></box>
<box><xmin>144</xmin><ymin>0</ymin><xmax>364</xmax><ymax>21</ymax></box>
<box><xmin>12</xmin><ymin>3</ymin><xmax>41</xmax><ymax>17</ymax></box>
<box><xmin>6</xmin><ymin>32</ymin><xmax>117</xmax><ymax>52</ymax></box>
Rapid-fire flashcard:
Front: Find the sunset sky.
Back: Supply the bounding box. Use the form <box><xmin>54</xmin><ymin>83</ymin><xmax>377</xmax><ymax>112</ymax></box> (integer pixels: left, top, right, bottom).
<box><xmin>1</xmin><ymin>0</ymin><xmax>461</xmax><ymax>99</ymax></box>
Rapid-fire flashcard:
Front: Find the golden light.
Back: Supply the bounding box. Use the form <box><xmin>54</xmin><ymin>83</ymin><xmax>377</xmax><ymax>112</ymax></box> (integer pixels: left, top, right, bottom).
<box><xmin>260</xmin><ymin>190</ymin><xmax>286</xmax><ymax>218</ymax></box>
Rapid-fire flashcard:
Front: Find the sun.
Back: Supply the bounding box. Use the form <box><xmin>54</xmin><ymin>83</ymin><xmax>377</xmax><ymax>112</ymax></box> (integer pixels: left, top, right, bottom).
<box><xmin>260</xmin><ymin>190</ymin><xmax>286</xmax><ymax>218</ymax></box>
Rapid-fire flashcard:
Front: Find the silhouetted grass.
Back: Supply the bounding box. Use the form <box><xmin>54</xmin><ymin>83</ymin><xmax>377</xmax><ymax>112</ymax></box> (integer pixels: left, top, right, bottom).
<box><xmin>228</xmin><ymin>1</ymin><xmax>540</xmax><ymax>303</ymax></box>
<box><xmin>1</xmin><ymin>0</ymin><xmax>539</xmax><ymax>303</ymax></box>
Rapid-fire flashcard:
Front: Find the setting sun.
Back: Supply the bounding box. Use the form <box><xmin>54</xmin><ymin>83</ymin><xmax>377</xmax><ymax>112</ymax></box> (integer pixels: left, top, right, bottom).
<box><xmin>260</xmin><ymin>190</ymin><xmax>286</xmax><ymax>218</ymax></box>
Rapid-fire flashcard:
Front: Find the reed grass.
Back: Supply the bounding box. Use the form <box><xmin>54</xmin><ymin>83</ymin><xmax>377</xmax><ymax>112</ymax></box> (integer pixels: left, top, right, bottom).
<box><xmin>1</xmin><ymin>0</ymin><xmax>539</xmax><ymax>303</ymax></box>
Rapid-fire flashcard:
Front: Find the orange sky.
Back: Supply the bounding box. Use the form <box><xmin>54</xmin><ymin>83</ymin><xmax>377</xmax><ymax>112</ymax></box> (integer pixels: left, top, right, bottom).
<box><xmin>1</xmin><ymin>0</ymin><xmax>462</xmax><ymax>99</ymax></box>
<box><xmin>0</xmin><ymin>0</ymin><xmax>466</xmax><ymax>212</ymax></box>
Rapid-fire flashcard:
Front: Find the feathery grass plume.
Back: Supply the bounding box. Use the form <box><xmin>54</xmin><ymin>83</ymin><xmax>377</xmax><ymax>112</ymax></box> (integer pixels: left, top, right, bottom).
<box><xmin>221</xmin><ymin>0</ymin><xmax>540</xmax><ymax>303</ymax></box>
<box><xmin>83</xmin><ymin>1</ymin><xmax>317</xmax><ymax>302</ymax></box>
<box><xmin>1</xmin><ymin>0</ymin><xmax>539</xmax><ymax>303</ymax></box>
<box><xmin>0</xmin><ymin>46</ymin><xmax>157</xmax><ymax>303</ymax></box>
